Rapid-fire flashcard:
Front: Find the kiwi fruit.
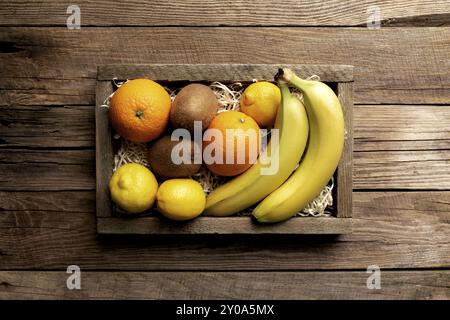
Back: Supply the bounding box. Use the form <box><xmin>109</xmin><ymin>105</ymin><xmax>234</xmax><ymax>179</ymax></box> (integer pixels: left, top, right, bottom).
<box><xmin>170</xmin><ymin>83</ymin><xmax>219</xmax><ymax>133</ymax></box>
<box><xmin>148</xmin><ymin>135</ymin><xmax>201</xmax><ymax>179</ymax></box>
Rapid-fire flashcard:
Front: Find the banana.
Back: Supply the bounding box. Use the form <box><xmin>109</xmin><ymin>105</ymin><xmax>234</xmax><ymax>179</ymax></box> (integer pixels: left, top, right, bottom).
<box><xmin>253</xmin><ymin>68</ymin><xmax>345</xmax><ymax>223</ymax></box>
<box><xmin>204</xmin><ymin>83</ymin><xmax>309</xmax><ymax>216</ymax></box>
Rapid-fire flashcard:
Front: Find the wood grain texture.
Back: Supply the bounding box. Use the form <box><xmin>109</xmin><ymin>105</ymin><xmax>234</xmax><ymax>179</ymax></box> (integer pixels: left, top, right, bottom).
<box><xmin>1</xmin><ymin>27</ymin><xmax>449</xmax><ymax>105</ymax></box>
<box><xmin>0</xmin><ymin>271</ymin><xmax>449</xmax><ymax>300</ymax></box>
<box><xmin>2</xmin><ymin>105</ymin><xmax>449</xmax><ymax>150</ymax></box>
<box><xmin>336</xmin><ymin>82</ymin><xmax>353</xmax><ymax>217</ymax></box>
<box><xmin>0</xmin><ymin>149</ymin><xmax>95</xmax><ymax>191</ymax></box>
<box><xmin>0</xmin><ymin>191</ymin><xmax>449</xmax><ymax>270</ymax></box>
<box><xmin>0</xmin><ymin>105</ymin><xmax>94</xmax><ymax>148</ymax></box>
<box><xmin>95</xmin><ymin>81</ymin><xmax>114</xmax><ymax>218</ymax></box>
<box><xmin>97</xmin><ymin>217</ymin><xmax>352</xmax><ymax>235</ymax></box>
<box><xmin>0</xmin><ymin>78</ymin><xmax>96</xmax><ymax>106</ymax></box>
<box><xmin>98</xmin><ymin>64</ymin><xmax>353</xmax><ymax>82</ymax></box>
<box><xmin>0</xmin><ymin>1</ymin><xmax>449</xmax><ymax>26</ymax></box>
<box><xmin>355</xmin><ymin>105</ymin><xmax>450</xmax><ymax>151</ymax></box>
<box><xmin>354</xmin><ymin>150</ymin><xmax>450</xmax><ymax>189</ymax></box>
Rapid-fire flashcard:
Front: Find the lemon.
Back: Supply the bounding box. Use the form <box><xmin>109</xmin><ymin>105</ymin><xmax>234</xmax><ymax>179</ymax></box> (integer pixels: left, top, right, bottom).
<box><xmin>109</xmin><ymin>163</ymin><xmax>158</xmax><ymax>214</ymax></box>
<box><xmin>156</xmin><ymin>179</ymin><xmax>206</xmax><ymax>221</ymax></box>
<box><xmin>240</xmin><ymin>81</ymin><xmax>281</xmax><ymax>127</ymax></box>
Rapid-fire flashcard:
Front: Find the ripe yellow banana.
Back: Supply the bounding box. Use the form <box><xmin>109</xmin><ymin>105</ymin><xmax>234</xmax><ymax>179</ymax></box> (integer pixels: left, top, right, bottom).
<box><xmin>204</xmin><ymin>83</ymin><xmax>309</xmax><ymax>216</ymax></box>
<box><xmin>253</xmin><ymin>68</ymin><xmax>345</xmax><ymax>223</ymax></box>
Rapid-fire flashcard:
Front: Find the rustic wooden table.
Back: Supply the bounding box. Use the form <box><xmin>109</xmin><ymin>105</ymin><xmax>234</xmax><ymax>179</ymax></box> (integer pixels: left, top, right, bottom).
<box><xmin>0</xmin><ymin>1</ymin><xmax>449</xmax><ymax>299</ymax></box>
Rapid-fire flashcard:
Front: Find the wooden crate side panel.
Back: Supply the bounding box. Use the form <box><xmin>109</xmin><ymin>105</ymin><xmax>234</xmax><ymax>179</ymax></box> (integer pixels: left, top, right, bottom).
<box><xmin>336</xmin><ymin>82</ymin><xmax>354</xmax><ymax>218</ymax></box>
<box><xmin>97</xmin><ymin>217</ymin><xmax>352</xmax><ymax>235</ymax></box>
<box><xmin>98</xmin><ymin>64</ymin><xmax>354</xmax><ymax>82</ymax></box>
<box><xmin>95</xmin><ymin>81</ymin><xmax>114</xmax><ymax>218</ymax></box>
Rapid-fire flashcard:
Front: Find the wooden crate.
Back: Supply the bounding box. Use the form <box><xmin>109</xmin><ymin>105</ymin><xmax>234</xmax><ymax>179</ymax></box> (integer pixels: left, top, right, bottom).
<box><xmin>96</xmin><ymin>64</ymin><xmax>354</xmax><ymax>235</ymax></box>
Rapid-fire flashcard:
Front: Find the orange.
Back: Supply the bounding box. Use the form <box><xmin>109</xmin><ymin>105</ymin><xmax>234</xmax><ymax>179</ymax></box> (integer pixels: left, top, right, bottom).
<box><xmin>109</xmin><ymin>79</ymin><xmax>171</xmax><ymax>143</ymax></box>
<box><xmin>203</xmin><ymin>111</ymin><xmax>260</xmax><ymax>177</ymax></box>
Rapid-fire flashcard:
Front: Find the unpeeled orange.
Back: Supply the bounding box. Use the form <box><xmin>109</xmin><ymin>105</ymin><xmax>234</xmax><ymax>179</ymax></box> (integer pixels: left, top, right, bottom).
<box><xmin>204</xmin><ymin>111</ymin><xmax>261</xmax><ymax>177</ymax></box>
<box><xmin>109</xmin><ymin>79</ymin><xmax>171</xmax><ymax>143</ymax></box>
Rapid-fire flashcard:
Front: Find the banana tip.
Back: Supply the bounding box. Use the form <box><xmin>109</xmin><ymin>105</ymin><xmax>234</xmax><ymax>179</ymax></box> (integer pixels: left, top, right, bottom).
<box><xmin>253</xmin><ymin>214</ymin><xmax>275</xmax><ymax>224</ymax></box>
<box><xmin>252</xmin><ymin>209</ymin><xmax>268</xmax><ymax>222</ymax></box>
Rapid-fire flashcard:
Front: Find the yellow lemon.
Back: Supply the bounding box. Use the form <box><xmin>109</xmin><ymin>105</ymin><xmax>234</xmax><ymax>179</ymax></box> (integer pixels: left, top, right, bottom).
<box><xmin>156</xmin><ymin>179</ymin><xmax>206</xmax><ymax>221</ymax></box>
<box><xmin>240</xmin><ymin>81</ymin><xmax>281</xmax><ymax>127</ymax></box>
<box><xmin>109</xmin><ymin>163</ymin><xmax>158</xmax><ymax>214</ymax></box>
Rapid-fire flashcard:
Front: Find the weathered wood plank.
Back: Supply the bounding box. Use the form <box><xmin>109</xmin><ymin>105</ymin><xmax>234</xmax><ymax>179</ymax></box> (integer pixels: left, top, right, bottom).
<box><xmin>0</xmin><ymin>191</ymin><xmax>449</xmax><ymax>270</ymax></box>
<box><xmin>336</xmin><ymin>82</ymin><xmax>353</xmax><ymax>217</ymax></box>
<box><xmin>354</xmin><ymin>150</ymin><xmax>450</xmax><ymax>189</ymax></box>
<box><xmin>0</xmin><ymin>105</ymin><xmax>94</xmax><ymax>148</ymax></box>
<box><xmin>2</xmin><ymin>105</ymin><xmax>449</xmax><ymax>150</ymax></box>
<box><xmin>0</xmin><ymin>1</ymin><xmax>449</xmax><ymax>27</ymax></box>
<box><xmin>97</xmin><ymin>217</ymin><xmax>352</xmax><ymax>235</ymax></box>
<box><xmin>1</xmin><ymin>27</ymin><xmax>449</xmax><ymax>105</ymax></box>
<box><xmin>0</xmin><ymin>149</ymin><xmax>95</xmax><ymax>191</ymax></box>
<box><xmin>95</xmin><ymin>81</ymin><xmax>114</xmax><ymax>217</ymax></box>
<box><xmin>0</xmin><ymin>271</ymin><xmax>448</xmax><ymax>300</ymax></box>
<box><xmin>0</xmin><ymin>149</ymin><xmax>92</xmax><ymax>164</ymax></box>
<box><xmin>355</xmin><ymin>105</ymin><xmax>450</xmax><ymax>151</ymax></box>
<box><xmin>0</xmin><ymin>78</ymin><xmax>96</xmax><ymax>106</ymax></box>
<box><xmin>98</xmin><ymin>64</ymin><xmax>354</xmax><ymax>82</ymax></box>
<box><xmin>1</xmin><ymin>148</ymin><xmax>448</xmax><ymax>190</ymax></box>
<box><xmin>0</xmin><ymin>191</ymin><xmax>94</xmax><ymax>215</ymax></box>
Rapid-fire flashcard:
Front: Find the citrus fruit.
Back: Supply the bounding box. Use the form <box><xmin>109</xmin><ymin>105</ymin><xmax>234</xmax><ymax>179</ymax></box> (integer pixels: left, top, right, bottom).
<box><xmin>109</xmin><ymin>79</ymin><xmax>171</xmax><ymax>143</ymax></box>
<box><xmin>240</xmin><ymin>81</ymin><xmax>281</xmax><ymax>127</ymax></box>
<box><xmin>156</xmin><ymin>179</ymin><xmax>206</xmax><ymax>221</ymax></box>
<box><xmin>109</xmin><ymin>163</ymin><xmax>158</xmax><ymax>214</ymax></box>
<box><xmin>204</xmin><ymin>111</ymin><xmax>261</xmax><ymax>176</ymax></box>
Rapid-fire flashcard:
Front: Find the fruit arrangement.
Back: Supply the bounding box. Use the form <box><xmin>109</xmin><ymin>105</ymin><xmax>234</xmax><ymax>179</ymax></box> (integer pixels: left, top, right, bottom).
<box><xmin>105</xmin><ymin>68</ymin><xmax>344</xmax><ymax>223</ymax></box>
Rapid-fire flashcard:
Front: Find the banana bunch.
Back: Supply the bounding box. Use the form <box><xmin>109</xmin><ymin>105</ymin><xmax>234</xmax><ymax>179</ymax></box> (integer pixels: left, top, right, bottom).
<box><xmin>205</xmin><ymin>68</ymin><xmax>345</xmax><ymax>223</ymax></box>
<box><xmin>254</xmin><ymin>68</ymin><xmax>345</xmax><ymax>222</ymax></box>
<box><xmin>204</xmin><ymin>83</ymin><xmax>309</xmax><ymax>216</ymax></box>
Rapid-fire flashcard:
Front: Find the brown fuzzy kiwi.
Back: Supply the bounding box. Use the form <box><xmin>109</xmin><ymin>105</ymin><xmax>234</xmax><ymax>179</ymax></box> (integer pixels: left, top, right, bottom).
<box><xmin>170</xmin><ymin>83</ymin><xmax>219</xmax><ymax>133</ymax></box>
<box><xmin>148</xmin><ymin>135</ymin><xmax>201</xmax><ymax>179</ymax></box>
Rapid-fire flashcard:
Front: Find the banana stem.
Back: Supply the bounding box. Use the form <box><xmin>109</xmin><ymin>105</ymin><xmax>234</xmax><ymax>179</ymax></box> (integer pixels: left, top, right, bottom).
<box><xmin>276</xmin><ymin>68</ymin><xmax>312</xmax><ymax>93</ymax></box>
<box><xmin>278</xmin><ymin>82</ymin><xmax>290</xmax><ymax>98</ymax></box>
<box><xmin>275</xmin><ymin>68</ymin><xmax>294</xmax><ymax>83</ymax></box>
